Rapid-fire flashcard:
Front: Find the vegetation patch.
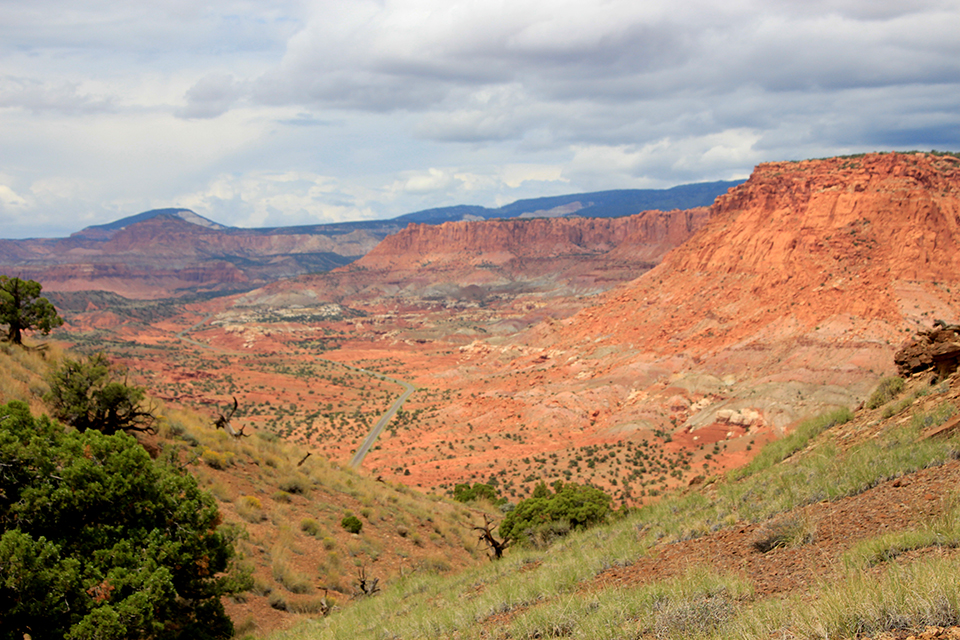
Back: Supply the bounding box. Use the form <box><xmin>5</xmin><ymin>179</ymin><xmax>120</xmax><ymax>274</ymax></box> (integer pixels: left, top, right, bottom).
<box><xmin>866</xmin><ymin>376</ymin><xmax>905</xmax><ymax>409</ymax></box>
<box><xmin>731</xmin><ymin>407</ymin><xmax>853</xmax><ymax>479</ymax></box>
<box><xmin>752</xmin><ymin>514</ymin><xmax>816</xmax><ymax>553</ymax></box>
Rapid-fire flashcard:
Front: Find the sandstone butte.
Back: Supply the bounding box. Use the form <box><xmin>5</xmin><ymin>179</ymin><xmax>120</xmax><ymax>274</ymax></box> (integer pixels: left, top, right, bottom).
<box><xmin>360</xmin><ymin>208</ymin><xmax>711</xmax><ymax>270</ymax></box>
<box><xmin>556</xmin><ymin>152</ymin><xmax>960</xmax><ymax>356</ymax></box>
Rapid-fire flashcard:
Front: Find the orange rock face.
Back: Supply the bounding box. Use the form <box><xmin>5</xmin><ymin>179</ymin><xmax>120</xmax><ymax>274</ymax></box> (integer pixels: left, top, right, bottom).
<box><xmin>360</xmin><ymin>208</ymin><xmax>711</xmax><ymax>270</ymax></box>
<box><xmin>353</xmin><ymin>153</ymin><xmax>960</xmax><ymax>499</ymax></box>
<box><xmin>561</xmin><ymin>152</ymin><xmax>960</xmax><ymax>357</ymax></box>
<box><xmin>269</xmin><ymin>208</ymin><xmax>714</xmax><ymax>308</ymax></box>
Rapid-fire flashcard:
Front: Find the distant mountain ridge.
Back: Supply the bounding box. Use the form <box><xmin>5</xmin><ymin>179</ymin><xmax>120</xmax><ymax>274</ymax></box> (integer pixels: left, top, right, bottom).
<box><xmin>59</xmin><ymin>180</ymin><xmax>744</xmax><ymax>240</ymax></box>
<box><xmin>74</xmin><ymin>208</ymin><xmax>227</xmax><ymax>239</ymax></box>
<box><xmin>0</xmin><ymin>181</ymin><xmax>742</xmax><ymax>300</ymax></box>
<box><xmin>392</xmin><ymin>181</ymin><xmax>743</xmax><ymax>224</ymax></box>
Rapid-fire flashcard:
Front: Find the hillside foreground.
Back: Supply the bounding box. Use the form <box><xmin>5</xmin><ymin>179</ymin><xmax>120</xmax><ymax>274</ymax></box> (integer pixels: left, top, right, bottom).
<box><xmin>272</xmin><ymin>369</ymin><xmax>960</xmax><ymax>640</ymax></box>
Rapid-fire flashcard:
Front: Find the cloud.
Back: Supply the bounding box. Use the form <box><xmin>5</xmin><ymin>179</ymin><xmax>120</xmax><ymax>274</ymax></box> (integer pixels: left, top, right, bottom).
<box><xmin>2</xmin><ymin>0</ymin><xmax>960</xmax><ymax>237</ymax></box>
<box><xmin>177</xmin><ymin>72</ymin><xmax>245</xmax><ymax>119</ymax></box>
<box><xmin>0</xmin><ymin>77</ymin><xmax>113</xmax><ymax>115</ymax></box>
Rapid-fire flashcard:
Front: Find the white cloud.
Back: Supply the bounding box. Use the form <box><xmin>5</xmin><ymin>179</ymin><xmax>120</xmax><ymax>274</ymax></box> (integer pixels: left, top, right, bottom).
<box><xmin>1</xmin><ymin>0</ymin><xmax>959</xmax><ymax>237</ymax></box>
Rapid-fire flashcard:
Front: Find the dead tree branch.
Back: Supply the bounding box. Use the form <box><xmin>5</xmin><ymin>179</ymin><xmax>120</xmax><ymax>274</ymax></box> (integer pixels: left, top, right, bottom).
<box><xmin>355</xmin><ymin>566</ymin><xmax>380</xmax><ymax>596</ymax></box>
<box><xmin>214</xmin><ymin>397</ymin><xmax>250</xmax><ymax>439</ymax></box>
<box><xmin>474</xmin><ymin>514</ymin><xmax>511</xmax><ymax>560</ymax></box>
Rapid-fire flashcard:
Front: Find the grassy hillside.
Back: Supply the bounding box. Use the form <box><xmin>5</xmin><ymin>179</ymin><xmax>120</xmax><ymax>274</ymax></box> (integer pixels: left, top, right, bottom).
<box><xmin>268</xmin><ymin>372</ymin><xmax>960</xmax><ymax>640</ymax></box>
<box><xmin>0</xmin><ymin>342</ymin><xmax>488</xmax><ymax>637</ymax></box>
<box><xmin>7</xmin><ymin>339</ymin><xmax>960</xmax><ymax>639</ymax></box>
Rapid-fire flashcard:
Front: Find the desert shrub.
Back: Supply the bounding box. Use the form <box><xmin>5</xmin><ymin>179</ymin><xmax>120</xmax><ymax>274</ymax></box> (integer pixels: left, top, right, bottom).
<box><xmin>289</xmin><ymin>595</ymin><xmax>334</xmax><ymax>615</ymax></box>
<box><xmin>202</xmin><ymin>449</ymin><xmax>230</xmax><ymax>470</ymax></box>
<box><xmin>453</xmin><ymin>481</ymin><xmax>504</xmax><ymax>504</ymax></box>
<box><xmin>272</xmin><ymin>553</ymin><xmax>313</xmax><ymax>594</ymax></box>
<box><xmin>882</xmin><ymin>396</ymin><xmax>915</xmax><ymax>418</ymax></box>
<box><xmin>418</xmin><ymin>555</ymin><xmax>452</xmax><ymax>573</ymax></box>
<box><xmin>301</xmin><ymin>518</ymin><xmax>321</xmax><ymax>537</ymax></box>
<box><xmin>752</xmin><ymin>514</ymin><xmax>816</xmax><ymax>553</ymax></box>
<box><xmin>278</xmin><ymin>475</ymin><xmax>308</xmax><ymax>494</ymax></box>
<box><xmin>341</xmin><ymin>514</ymin><xmax>363</xmax><ymax>534</ymax></box>
<box><xmin>911</xmin><ymin>402</ymin><xmax>957</xmax><ymax>430</ymax></box>
<box><xmin>866</xmin><ymin>376</ymin><xmax>905</xmax><ymax>409</ymax></box>
<box><xmin>652</xmin><ymin>595</ymin><xmax>735</xmax><ymax>639</ymax></box>
<box><xmin>237</xmin><ymin>495</ymin><xmax>266</xmax><ymax>523</ymax></box>
<box><xmin>0</xmin><ymin>400</ymin><xmax>250</xmax><ymax>640</ymax></box>
<box><xmin>500</xmin><ymin>481</ymin><xmax>612</xmax><ymax>546</ymax></box>
<box><xmin>267</xmin><ymin>592</ymin><xmax>288</xmax><ymax>611</ymax></box>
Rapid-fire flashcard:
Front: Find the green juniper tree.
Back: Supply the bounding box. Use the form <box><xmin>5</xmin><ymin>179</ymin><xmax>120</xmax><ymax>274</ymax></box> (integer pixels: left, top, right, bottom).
<box><xmin>45</xmin><ymin>353</ymin><xmax>157</xmax><ymax>436</ymax></box>
<box><xmin>0</xmin><ymin>275</ymin><xmax>63</xmax><ymax>346</ymax></box>
<box><xmin>0</xmin><ymin>401</ymin><xmax>251</xmax><ymax>640</ymax></box>
<box><xmin>500</xmin><ymin>481</ymin><xmax>612</xmax><ymax>546</ymax></box>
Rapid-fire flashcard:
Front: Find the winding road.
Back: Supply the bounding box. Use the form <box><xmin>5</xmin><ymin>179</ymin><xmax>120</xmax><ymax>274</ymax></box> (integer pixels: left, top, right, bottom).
<box><xmin>175</xmin><ymin>313</ymin><xmax>415</xmax><ymax>468</ymax></box>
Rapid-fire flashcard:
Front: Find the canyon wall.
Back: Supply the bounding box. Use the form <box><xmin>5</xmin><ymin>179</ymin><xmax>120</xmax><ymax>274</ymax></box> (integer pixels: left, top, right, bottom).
<box><xmin>358</xmin><ymin>207</ymin><xmax>712</xmax><ymax>270</ymax></box>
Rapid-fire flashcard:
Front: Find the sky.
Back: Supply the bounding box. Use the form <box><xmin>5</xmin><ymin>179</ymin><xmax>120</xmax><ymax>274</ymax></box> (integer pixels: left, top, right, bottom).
<box><xmin>1</xmin><ymin>0</ymin><xmax>959</xmax><ymax>238</ymax></box>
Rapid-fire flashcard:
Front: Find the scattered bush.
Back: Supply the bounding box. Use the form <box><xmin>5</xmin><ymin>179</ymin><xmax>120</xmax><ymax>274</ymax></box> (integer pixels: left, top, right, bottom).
<box><xmin>272</xmin><ymin>554</ymin><xmax>313</xmax><ymax>594</ymax></box>
<box><xmin>500</xmin><ymin>481</ymin><xmax>612</xmax><ymax>546</ymax></box>
<box><xmin>453</xmin><ymin>481</ymin><xmax>504</xmax><ymax>504</ymax></box>
<box><xmin>202</xmin><ymin>449</ymin><xmax>232</xmax><ymax>470</ymax></box>
<box><xmin>342</xmin><ymin>514</ymin><xmax>363</xmax><ymax>534</ymax></box>
<box><xmin>752</xmin><ymin>514</ymin><xmax>816</xmax><ymax>553</ymax></box>
<box><xmin>267</xmin><ymin>592</ymin><xmax>288</xmax><ymax>611</ymax></box>
<box><xmin>45</xmin><ymin>353</ymin><xmax>156</xmax><ymax>436</ymax></box>
<box><xmin>237</xmin><ymin>495</ymin><xmax>266</xmax><ymax>523</ymax></box>
<box><xmin>301</xmin><ymin>518</ymin><xmax>321</xmax><ymax>537</ymax></box>
<box><xmin>278</xmin><ymin>475</ymin><xmax>308</xmax><ymax>495</ymax></box>
<box><xmin>866</xmin><ymin>376</ymin><xmax>905</xmax><ymax>409</ymax></box>
<box><xmin>911</xmin><ymin>403</ymin><xmax>957</xmax><ymax>430</ymax></box>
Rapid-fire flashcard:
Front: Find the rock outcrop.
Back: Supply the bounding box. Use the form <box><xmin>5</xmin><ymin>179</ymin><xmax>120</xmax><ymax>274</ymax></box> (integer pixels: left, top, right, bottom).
<box><xmin>360</xmin><ymin>208</ymin><xmax>710</xmax><ymax>270</ymax></box>
<box><xmin>895</xmin><ymin>322</ymin><xmax>960</xmax><ymax>377</ymax></box>
<box><xmin>239</xmin><ymin>207</ymin><xmax>714</xmax><ymax>309</ymax></box>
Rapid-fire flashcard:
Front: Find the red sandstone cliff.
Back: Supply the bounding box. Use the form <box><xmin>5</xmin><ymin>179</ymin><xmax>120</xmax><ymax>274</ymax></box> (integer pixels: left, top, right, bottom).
<box><xmin>359</xmin><ymin>208</ymin><xmax>710</xmax><ymax>270</ymax></box>
<box><xmin>240</xmin><ymin>207</ymin><xmax>714</xmax><ymax>309</ymax></box>
<box><xmin>557</xmin><ymin>152</ymin><xmax>960</xmax><ymax>358</ymax></box>
<box><xmin>399</xmin><ymin>153</ymin><xmax>960</xmax><ymax>489</ymax></box>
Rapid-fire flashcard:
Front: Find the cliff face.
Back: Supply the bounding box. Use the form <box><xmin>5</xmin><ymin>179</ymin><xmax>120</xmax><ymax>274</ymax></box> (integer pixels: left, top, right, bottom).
<box><xmin>442</xmin><ymin>152</ymin><xmax>960</xmax><ymax>456</ymax></box>
<box><xmin>560</xmin><ymin>152</ymin><xmax>960</xmax><ymax>356</ymax></box>
<box><xmin>239</xmin><ymin>207</ymin><xmax>714</xmax><ymax>310</ymax></box>
<box><xmin>359</xmin><ymin>208</ymin><xmax>711</xmax><ymax>270</ymax></box>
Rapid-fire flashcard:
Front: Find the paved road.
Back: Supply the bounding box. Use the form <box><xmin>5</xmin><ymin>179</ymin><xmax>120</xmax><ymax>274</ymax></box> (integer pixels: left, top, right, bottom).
<box><xmin>348</xmin><ymin>373</ymin><xmax>416</xmax><ymax>468</ymax></box>
<box><xmin>174</xmin><ymin>313</ymin><xmax>415</xmax><ymax>468</ymax></box>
